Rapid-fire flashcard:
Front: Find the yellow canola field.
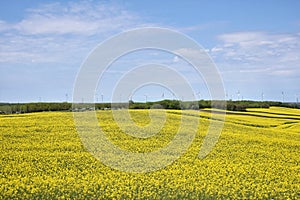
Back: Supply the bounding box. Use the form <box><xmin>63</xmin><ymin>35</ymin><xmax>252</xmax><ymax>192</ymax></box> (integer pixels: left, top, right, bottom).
<box><xmin>1</xmin><ymin>107</ymin><xmax>299</xmax><ymax>199</ymax></box>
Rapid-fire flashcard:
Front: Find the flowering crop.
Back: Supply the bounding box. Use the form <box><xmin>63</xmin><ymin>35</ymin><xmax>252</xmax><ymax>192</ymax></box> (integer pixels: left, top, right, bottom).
<box><xmin>1</xmin><ymin>108</ymin><xmax>299</xmax><ymax>199</ymax></box>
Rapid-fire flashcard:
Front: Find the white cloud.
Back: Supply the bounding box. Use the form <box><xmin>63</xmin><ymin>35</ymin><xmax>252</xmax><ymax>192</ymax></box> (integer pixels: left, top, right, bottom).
<box><xmin>218</xmin><ymin>32</ymin><xmax>265</xmax><ymax>44</ymax></box>
<box><xmin>239</xmin><ymin>67</ymin><xmax>272</xmax><ymax>73</ymax></box>
<box><xmin>270</xmin><ymin>70</ymin><xmax>294</xmax><ymax>76</ymax></box>
<box><xmin>211</xmin><ymin>31</ymin><xmax>300</xmax><ymax>77</ymax></box>
<box><xmin>211</xmin><ymin>47</ymin><xmax>223</xmax><ymax>52</ymax></box>
<box><xmin>173</xmin><ymin>56</ymin><xmax>179</xmax><ymax>63</ymax></box>
<box><xmin>215</xmin><ymin>32</ymin><xmax>300</xmax><ymax>59</ymax></box>
<box><xmin>0</xmin><ymin>1</ymin><xmax>144</xmax><ymax>64</ymax></box>
<box><xmin>13</xmin><ymin>2</ymin><xmax>138</xmax><ymax>35</ymax></box>
<box><xmin>0</xmin><ymin>20</ymin><xmax>10</xmax><ymax>32</ymax></box>
<box><xmin>174</xmin><ymin>48</ymin><xmax>207</xmax><ymax>59</ymax></box>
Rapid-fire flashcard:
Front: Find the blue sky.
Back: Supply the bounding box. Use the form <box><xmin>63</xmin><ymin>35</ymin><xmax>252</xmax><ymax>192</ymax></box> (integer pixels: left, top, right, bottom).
<box><xmin>0</xmin><ymin>0</ymin><xmax>300</xmax><ymax>102</ymax></box>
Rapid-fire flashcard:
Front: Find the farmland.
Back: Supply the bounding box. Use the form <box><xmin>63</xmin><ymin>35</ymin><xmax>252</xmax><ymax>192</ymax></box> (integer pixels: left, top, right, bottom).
<box><xmin>1</xmin><ymin>107</ymin><xmax>300</xmax><ymax>199</ymax></box>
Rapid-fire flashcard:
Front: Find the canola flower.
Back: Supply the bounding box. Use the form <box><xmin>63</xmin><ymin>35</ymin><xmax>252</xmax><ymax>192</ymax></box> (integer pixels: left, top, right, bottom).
<box><xmin>0</xmin><ymin>107</ymin><xmax>299</xmax><ymax>199</ymax></box>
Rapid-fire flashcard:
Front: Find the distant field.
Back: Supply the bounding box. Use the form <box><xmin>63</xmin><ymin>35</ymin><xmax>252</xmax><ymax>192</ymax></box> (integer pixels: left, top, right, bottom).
<box><xmin>1</xmin><ymin>107</ymin><xmax>299</xmax><ymax>199</ymax></box>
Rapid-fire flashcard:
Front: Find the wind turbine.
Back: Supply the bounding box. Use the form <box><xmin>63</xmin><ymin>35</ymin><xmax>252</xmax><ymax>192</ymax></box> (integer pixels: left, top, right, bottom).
<box><xmin>95</xmin><ymin>93</ymin><xmax>98</xmax><ymax>102</ymax></box>
<box><xmin>196</xmin><ymin>91</ymin><xmax>201</xmax><ymax>100</ymax></box>
<box><xmin>237</xmin><ymin>90</ymin><xmax>240</xmax><ymax>101</ymax></box>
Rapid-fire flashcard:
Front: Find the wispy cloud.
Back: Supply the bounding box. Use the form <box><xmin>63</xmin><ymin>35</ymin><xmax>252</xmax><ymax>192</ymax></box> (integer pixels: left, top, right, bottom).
<box><xmin>0</xmin><ymin>1</ymin><xmax>144</xmax><ymax>64</ymax></box>
<box><xmin>0</xmin><ymin>20</ymin><xmax>10</xmax><ymax>32</ymax></box>
<box><xmin>211</xmin><ymin>31</ymin><xmax>300</xmax><ymax>77</ymax></box>
<box><xmin>14</xmin><ymin>2</ymin><xmax>138</xmax><ymax>35</ymax></box>
<box><xmin>175</xmin><ymin>21</ymin><xmax>229</xmax><ymax>33</ymax></box>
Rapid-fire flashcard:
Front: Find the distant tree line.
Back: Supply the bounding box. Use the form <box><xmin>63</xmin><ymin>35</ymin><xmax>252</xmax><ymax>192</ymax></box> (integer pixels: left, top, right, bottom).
<box><xmin>127</xmin><ymin>100</ymin><xmax>299</xmax><ymax>111</ymax></box>
<box><xmin>0</xmin><ymin>100</ymin><xmax>299</xmax><ymax>114</ymax></box>
<box><xmin>0</xmin><ymin>102</ymin><xmax>71</xmax><ymax>114</ymax></box>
